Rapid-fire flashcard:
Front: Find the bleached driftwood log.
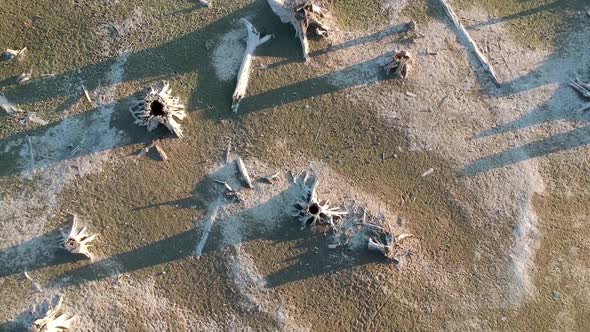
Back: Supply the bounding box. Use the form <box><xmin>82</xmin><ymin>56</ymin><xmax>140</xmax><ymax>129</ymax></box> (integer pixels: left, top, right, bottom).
<box><xmin>0</xmin><ymin>47</ymin><xmax>27</xmax><ymax>62</ymax></box>
<box><xmin>292</xmin><ymin>170</ymin><xmax>347</xmax><ymax>230</ymax></box>
<box><xmin>130</xmin><ymin>81</ymin><xmax>187</xmax><ymax>138</ymax></box>
<box><xmin>438</xmin><ymin>0</ymin><xmax>500</xmax><ymax>85</ymax></box>
<box><xmin>231</xmin><ymin>19</ymin><xmax>272</xmax><ymax>113</ymax></box>
<box><xmin>61</xmin><ymin>214</ymin><xmax>98</xmax><ymax>260</ymax></box>
<box><xmin>31</xmin><ymin>295</ymin><xmax>74</xmax><ymax>332</ymax></box>
<box><xmin>570</xmin><ymin>68</ymin><xmax>590</xmax><ymax>112</ymax></box>
<box><xmin>0</xmin><ymin>95</ymin><xmax>21</xmax><ymax>115</ymax></box>
<box><xmin>236</xmin><ymin>157</ymin><xmax>254</xmax><ymax>188</ymax></box>
<box><xmin>17</xmin><ymin>69</ymin><xmax>32</xmax><ymax>85</ymax></box>
<box><xmin>267</xmin><ymin>0</ymin><xmax>329</xmax><ymax>61</ymax></box>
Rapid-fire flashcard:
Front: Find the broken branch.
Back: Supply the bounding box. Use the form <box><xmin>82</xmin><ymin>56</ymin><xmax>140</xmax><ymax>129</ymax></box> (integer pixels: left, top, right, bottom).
<box><xmin>236</xmin><ymin>157</ymin><xmax>254</xmax><ymax>188</ymax></box>
<box><xmin>231</xmin><ymin>19</ymin><xmax>272</xmax><ymax>113</ymax></box>
<box><xmin>438</xmin><ymin>0</ymin><xmax>500</xmax><ymax>85</ymax></box>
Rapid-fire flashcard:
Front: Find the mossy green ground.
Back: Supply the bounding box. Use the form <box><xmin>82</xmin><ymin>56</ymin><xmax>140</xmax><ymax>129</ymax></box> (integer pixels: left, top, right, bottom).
<box><xmin>1</xmin><ymin>0</ymin><xmax>589</xmax><ymax>330</ymax></box>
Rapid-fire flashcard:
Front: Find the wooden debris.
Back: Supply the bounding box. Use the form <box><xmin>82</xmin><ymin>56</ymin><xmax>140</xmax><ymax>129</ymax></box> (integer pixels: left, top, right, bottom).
<box><xmin>23</xmin><ymin>271</ymin><xmax>42</xmax><ymax>292</ymax></box>
<box><xmin>31</xmin><ymin>295</ymin><xmax>74</xmax><ymax>332</ymax></box>
<box><xmin>236</xmin><ymin>157</ymin><xmax>254</xmax><ymax>188</ymax></box>
<box><xmin>60</xmin><ymin>213</ymin><xmax>98</xmax><ymax>260</ymax></box>
<box><xmin>438</xmin><ymin>0</ymin><xmax>500</xmax><ymax>85</ymax></box>
<box><xmin>224</xmin><ymin>141</ymin><xmax>232</xmax><ymax>164</ymax></box>
<box><xmin>292</xmin><ymin>170</ymin><xmax>347</xmax><ymax>230</ymax></box>
<box><xmin>27</xmin><ymin>136</ymin><xmax>35</xmax><ymax>177</ymax></box>
<box><xmin>367</xmin><ymin>222</ymin><xmax>413</xmax><ymax>262</ymax></box>
<box><xmin>26</xmin><ymin>113</ymin><xmax>48</xmax><ymax>126</ymax></box>
<box><xmin>231</xmin><ymin>19</ymin><xmax>273</xmax><ymax>113</ymax></box>
<box><xmin>385</xmin><ymin>50</ymin><xmax>414</xmax><ymax>79</ymax></box>
<box><xmin>81</xmin><ymin>84</ymin><xmax>93</xmax><ymax>105</ymax></box>
<box><xmin>260</xmin><ymin>170</ymin><xmax>280</xmax><ymax>183</ymax></box>
<box><xmin>421</xmin><ymin>168</ymin><xmax>434</xmax><ymax>177</ymax></box>
<box><xmin>215</xmin><ymin>180</ymin><xmax>240</xmax><ymax>201</ymax></box>
<box><xmin>0</xmin><ymin>95</ymin><xmax>21</xmax><ymax>116</ymax></box>
<box><xmin>130</xmin><ymin>81</ymin><xmax>187</xmax><ymax>138</ymax></box>
<box><xmin>137</xmin><ymin>141</ymin><xmax>157</xmax><ymax>157</ymax></box>
<box><xmin>0</xmin><ymin>47</ymin><xmax>27</xmax><ymax>62</ymax></box>
<box><xmin>193</xmin><ymin>206</ymin><xmax>220</xmax><ymax>257</ymax></box>
<box><xmin>17</xmin><ymin>69</ymin><xmax>32</xmax><ymax>85</ymax></box>
<box><xmin>154</xmin><ymin>141</ymin><xmax>168</xmax><ymax>161</ymax></box>
<box><xmin>267</xmin><ymin>0</ymin><xmax>329</xmax><ymax>61</ymax></box>
<box><xmin>137</xmin><ymin>140</ymin><xmax>168</xmax><ymax>161</ymax></box>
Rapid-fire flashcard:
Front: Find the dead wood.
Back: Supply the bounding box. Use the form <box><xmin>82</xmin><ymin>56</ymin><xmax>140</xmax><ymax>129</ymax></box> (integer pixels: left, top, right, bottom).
<box><xmin>231</xmin><ymin>19</ymin><xmax>273</xmax><ymax>113</ymax></box>
<box><xmin>439</xmin><ymin>0</ymin><xmax>500</xmax><ymax>85</ymax></box>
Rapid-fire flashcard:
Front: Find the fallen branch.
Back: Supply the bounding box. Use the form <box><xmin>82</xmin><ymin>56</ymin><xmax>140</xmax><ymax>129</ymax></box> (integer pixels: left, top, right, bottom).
<box><xmin>27</xmin><ymin>136</ymin><xmax>35</xmax><ymax>177</ymax></box>
<box><xmin>215</xmin><ymin>180</ymin><xmax>240</xmax><ymax>201</ymax></box>
<box><xmin>439</xmin><ymin>0</ymin><xmax>500</xmax><ymax>85</ymax></box>
<box><xmin>224</xmin><ymin>141</ymin><xmax>232</xmax><ymax>164</ymax></box>
<box><xmin>236</xmin><ymin>157</ymin><xmax>254</xmax><ymax>188</ymax></box>
<box><xmin>0</xmin><ymin>95</ymin><xmax>21</xmax><ymax>116</ymax></box>
<box><xmin>81</xmin><ymin>84</ymin><xmax>93</xmax><ymax>105</ymax></box>
<box><xmin>231</xmin><ymin>19</ymin><xmax>272</xmax><ymax>113</ymax></box>
<box><xmin>154</xmin><ymin>141</ymin><xmax>168</xmax><ymax>161</ymax></box>
<box><xmin>194</xmin><ymin>206</ymin><xmax>220</xmax><ymax>257</ymax></box>
<box><xmin>260</xmin><ymin>170</ymin><xmax>280</xmax><ymax>184</ymax></box>
<box><xmin>17</xmin><ymin>69</ymin><xmax>32</xmax><ymax>85</ymax></box>
<box><xmin>23</xmin><ymin>271</ymin><xmax>42</xmax><ymax>292</ymax></box>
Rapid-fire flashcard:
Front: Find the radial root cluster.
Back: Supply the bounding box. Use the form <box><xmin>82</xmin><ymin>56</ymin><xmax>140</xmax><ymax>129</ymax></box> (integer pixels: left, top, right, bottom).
<box><xmin>292</xmin><ymin>170</ymin><xmax>347</xmax><ymax>230</ymax></box>
<box><xmin>61</xmin><ymin>214</ymin><xmax>98</xmax><ymax>260</ymax></box>
<box><xmin>366</xmin><ymin>218</ymin><xmax>413</xmax><ymax>263</ymax></box>
<box><xmin>130</xmin><ymin>81</ymin><xmax>187</xmax><ymax>138</ymax></box>
<box><xmin>384</xmin><ymin>50</ymin><xmax>414</xmax><ymax>80</ymax></box>
<box><xmin>31</xmin><ymin>295</ymin><xmax>74</xmax><ymax>332</ymax></box>
<box><xmin>267</xmin><ymin>0</ymin><xmax>329</xmax><ymax>61</ymax></box>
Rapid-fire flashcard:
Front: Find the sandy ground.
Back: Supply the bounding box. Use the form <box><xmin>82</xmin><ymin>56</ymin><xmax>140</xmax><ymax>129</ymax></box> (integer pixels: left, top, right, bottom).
<box><xmin>1</xmin><ymin>0</ymin><xmax>589</xmax><ymax>331</ymax></box>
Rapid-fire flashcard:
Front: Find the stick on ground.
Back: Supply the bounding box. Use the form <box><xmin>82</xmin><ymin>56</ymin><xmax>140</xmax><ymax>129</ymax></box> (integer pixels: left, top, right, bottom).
<box><xmin>231</xmin><ymin>19</ymin><xmax>272</xmax><ymax>113</ymax></box>
<box><xmin>439</xmin><ymin>0</ymin><xmax>500</xmax><ymax>85</ymax></box>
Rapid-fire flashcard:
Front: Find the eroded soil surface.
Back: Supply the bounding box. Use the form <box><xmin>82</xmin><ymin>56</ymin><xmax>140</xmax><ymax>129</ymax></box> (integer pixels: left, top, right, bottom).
<box><xmin>1</xmin><ymin>0</ymin><xmax>589</xmax><ymax>330</ymax></box>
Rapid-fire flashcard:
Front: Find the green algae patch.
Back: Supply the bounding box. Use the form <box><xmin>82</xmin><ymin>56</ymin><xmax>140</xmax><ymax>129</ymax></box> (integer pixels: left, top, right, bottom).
<box><xmin>330</xmin><ymin>0</ymin><xmax>386</xmax><ymax>30</ymax></box>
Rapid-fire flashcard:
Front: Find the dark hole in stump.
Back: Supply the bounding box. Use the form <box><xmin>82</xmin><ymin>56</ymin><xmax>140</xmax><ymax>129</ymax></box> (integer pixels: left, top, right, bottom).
<box><xmin>150</xmin><ymin>100</ymin><xmax>166</xmax><ymax>117</ymax></box>
<box><xmin>308</xmin><ymin>202</ymin><xmax>320</xmax><ymax>215</ymax></box>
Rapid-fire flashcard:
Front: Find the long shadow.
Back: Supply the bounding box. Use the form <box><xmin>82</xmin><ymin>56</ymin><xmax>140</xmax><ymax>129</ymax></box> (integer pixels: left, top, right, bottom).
<box><xmin>46</xmin><ymin>164</ymin><xmax>380</xmax><ymax>288</ymax></box>
<box><xmin>0</xmin><ymin>0</ymin><xmax>407</xmax><ymax>176</ymax></box>
<box><xmin>0</xmin><ymin>227</ymin><xmax>85</xmax><ymax>278</ymax></box>
<box><xmin>264</xmin><ymin>22</ymin><xmax>412</xmax><ymax>71</ymax></box>
<box><xmin>465</xmin><ymin>0</ymin><xmax>576</xmax><ymax>31</ymax></box>
<box><xmin>449</xmin><ymin>0</ymin><xmax>590</xmax><ymax>174</ymax></box>
<box><xmin>462</xmin><ymin>125</ymin><xmax>590</xmax><ymax>176</ymax></box>
<box><xmin>233</xmin><ymin>52</ymin><xmax>393</xmax><ymax>116</ymax></box>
